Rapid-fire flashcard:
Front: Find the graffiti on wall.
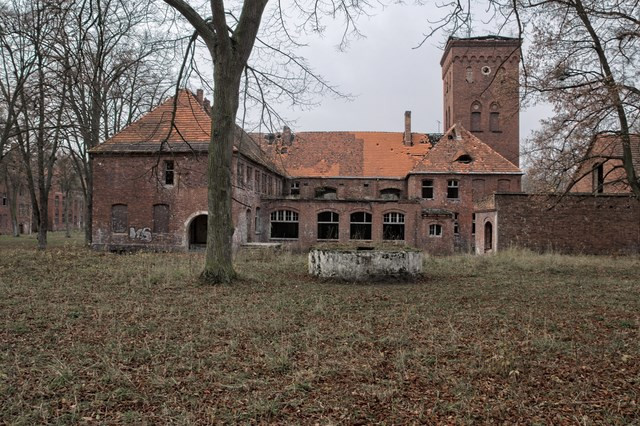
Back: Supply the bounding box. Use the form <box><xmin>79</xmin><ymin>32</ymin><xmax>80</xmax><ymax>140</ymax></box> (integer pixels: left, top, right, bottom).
<box><xmin>129</xmin><ymin>227</ymin><xmax>152</xmax><ymax>242</ymax></box>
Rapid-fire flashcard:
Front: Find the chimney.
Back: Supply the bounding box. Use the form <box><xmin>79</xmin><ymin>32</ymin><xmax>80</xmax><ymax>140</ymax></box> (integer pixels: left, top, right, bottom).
<box><xmin>282</xmin><ymin>126</ymin><xmax>292</xmax><ymax>145</ymax></box>
<box><xmin>404</xmin><ymin>111</ymin><xmax>412</xmax><ymax>146</ymax></box>
<box><xmin>203</xmin><ymin>98</ymin><xmax>211</xmax><ymax>114</ymax></box>
<box><xmin>196</xmin><ymin>88</ymin><xmax>204</xmax><ymax>103</ymax></box>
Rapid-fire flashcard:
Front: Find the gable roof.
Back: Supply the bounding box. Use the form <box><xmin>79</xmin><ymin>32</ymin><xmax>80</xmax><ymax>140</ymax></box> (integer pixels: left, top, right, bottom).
<box><xmin>90</xmin><ymin>89</ymin><xmax>282</xmax><ymax>174</ymax></box>
<box><xmin>259</xmin><ymin>124</ymin><xmax>521</xmax><ymax>179</ymax></box>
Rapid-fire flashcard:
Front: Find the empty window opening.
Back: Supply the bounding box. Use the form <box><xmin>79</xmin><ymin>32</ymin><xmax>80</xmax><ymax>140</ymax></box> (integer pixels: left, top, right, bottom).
<box><xmin>383</xmin><ymin>212</ymin><xmax>405</xmax><ymax>240</ymax></box>
<box><xmin>164</xmin><ymin>160</ymin><xmax>174</xmax><ymax>185</ymax></box>
<box><xmin>594</xmin><ymin>163</ymin><xmax>604</xmax><ymax>193</ymax></box>
<box><xmin>350</xmin><ymin>212</ymin><xmax>372</xmax><ymax>240</ymax></box>
<box><xmin>380</xmin><ymin>188</ymin><xmax>401</xmax><ymax>200</ymax></box>
<box><xmin>111</xmin><ymin>204</ymin><xmax>128</xmax><ymax>234</ymax></box>
<box><xmin>484</xmin><ymin>221</ymin><xmax>493</xmax><ymax>252</ymax></box>
<box><xmin>472</xmin><ymin>213</ymin><xmax>476</xmax><ymax>235</ymax></box>
<box><xmin>422</xmin><ymin>179</ymin><xmax>434</xmax><ymax>199</ymax></box>
<box><xmin>246</xmin><ymin>209</ymin><xmax>252</xmax><ymax>242</ymax></box>
<box><xmin>189</xmin><ymin>214</ymin><xmax>208</xmax><ymax>249</ymax></box>
<box><xmin>455</xmin><ymin>154</ymin><xmax>473</xmax><ymax>164</ymax></box>
<box><xmin>315</xmin><ymin>186</ymin><xmax>337</xmax><ymax>200</ymax></box>
<box><xmin>453</xmin><ymin>213</ymin><xmax>459</xmax><ymax>235</ymax></box>
<box><xmin>270</xmin><ymin>210</ymin><xmax>299</xmax><ymax>239</ymax></box>
<box><xmin>290</xmin><ymin>181</ymin><xmax>300</xmax><ymax>196</ymax></box>
<box><xmin>447</xmin><ymin>180</ymin><xmax>459</xmax><ymax>199</ymax></box>
<box><xmin>317</xmin><ymin>211</ymin><xmax>339</xmax><ymax>240</ymax></box>
<box><xmin>429</xmin><ymin>224</ymin><xmax>442</xmax><ymax>237</ymax></box>
<box><xmin>153</xmin><ymin>204</ymin><xmax>170</xmax><ymax>234</ymax></box>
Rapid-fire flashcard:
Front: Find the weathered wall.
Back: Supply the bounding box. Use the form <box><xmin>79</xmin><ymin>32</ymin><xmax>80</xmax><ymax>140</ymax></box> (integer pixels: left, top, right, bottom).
<box><xmin>483</xmin><ymin>194</ymin><xmax>640</xmax><ymax>254</ymax></box>
<box><xmin>309</xmin><ymin>249</ymin><xmax>424</xmax><ymax>280</ymax></box>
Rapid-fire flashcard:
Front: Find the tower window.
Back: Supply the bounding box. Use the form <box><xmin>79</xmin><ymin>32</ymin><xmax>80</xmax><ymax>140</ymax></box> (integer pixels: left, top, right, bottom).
<box><xmin>470</xmin><ymin>101</ymin><xmax>482</xmax><ymax>132</ymax></box>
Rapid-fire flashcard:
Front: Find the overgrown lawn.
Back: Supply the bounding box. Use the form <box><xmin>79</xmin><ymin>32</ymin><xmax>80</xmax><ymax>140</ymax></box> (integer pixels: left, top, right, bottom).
<box><xmin>1</xmin><ymin>240</ymin><xmax>639</xmax><ymax>423</ymax></box>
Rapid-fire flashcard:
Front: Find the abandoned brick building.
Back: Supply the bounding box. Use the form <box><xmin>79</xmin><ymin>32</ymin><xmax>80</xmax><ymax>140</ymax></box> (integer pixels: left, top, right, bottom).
<box><xmin>90</xmin><ymin>35</ymin><xmax>639</xmax><ymax>254</ymax></box>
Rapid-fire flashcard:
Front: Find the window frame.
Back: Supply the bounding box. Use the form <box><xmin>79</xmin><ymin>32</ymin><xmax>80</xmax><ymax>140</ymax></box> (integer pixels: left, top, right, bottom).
<box><xmin>429</xmin><ymin>223</ymin><xmax>443</xmax><ymax>237</ymax></box>
<box><xmin>317</xmin><ymin>211</ymin><xmax>339</xmax><ymax>240</ymax></box>
<box><xmin>349</xmin><ymin>211</ymin><xmax>372</xmax><ymax>240</ymax></box>
<box><xmin>269</xmin><ymin>209</ymin><xmax>299</xmax><ymax>240</ymax></box>
<box><xmin>382</xmin><ymin>212</ymin><xmax>405</xmax><ymax>241</ymax></box>
<box><xmin>422</xmin><ymin>179</ymin><xmax>434</xmax><ymax>199</ymax></box>
<box><xmin>164</xmin><ymin>160</ymin><xmax>175</xmax><ymax>186</ymax></box>
<box><xmin>447</xmin><ymin>179</ymin><xmax>460</xmax><ymax>199</ymax></box>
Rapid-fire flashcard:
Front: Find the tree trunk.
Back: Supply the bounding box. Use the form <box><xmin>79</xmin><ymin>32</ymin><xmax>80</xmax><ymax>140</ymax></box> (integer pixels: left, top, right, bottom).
<box><xmin>201</xmin><ymin>62</ymin><xmax>243</xmax><ymax>284</ymax></box>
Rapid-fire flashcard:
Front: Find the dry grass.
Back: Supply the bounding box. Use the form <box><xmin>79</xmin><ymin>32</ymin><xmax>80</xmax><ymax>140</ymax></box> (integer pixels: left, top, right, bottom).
<box><xmin>1</xmin><ymin>237</ymin><xmax>639</xmax><ymax>424</ymax></box>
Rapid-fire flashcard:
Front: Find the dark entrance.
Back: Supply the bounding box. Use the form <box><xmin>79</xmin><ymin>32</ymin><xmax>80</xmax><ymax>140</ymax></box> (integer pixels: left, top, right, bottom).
<box><xmin>484</xmin><ymin>221</ymin><xmax>493</xmax><ymax>252</ymax></box>
<box><xmin>189</xmin><ymin>215</ymin><xmax>208</xmax><ymax>250</ymax></box>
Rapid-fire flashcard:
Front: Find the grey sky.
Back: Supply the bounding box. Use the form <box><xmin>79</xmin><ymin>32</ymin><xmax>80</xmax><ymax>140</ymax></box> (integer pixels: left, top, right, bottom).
<box><xmin>268</xmin><ymin>2</ymin><xmax>551</xmax><ymax>145</ymax></box>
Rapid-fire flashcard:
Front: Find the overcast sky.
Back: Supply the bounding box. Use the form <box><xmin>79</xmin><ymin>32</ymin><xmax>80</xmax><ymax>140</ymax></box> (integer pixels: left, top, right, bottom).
<box><xmin>265</xmin><ymin>1</ymin><xmax>551</xmax><ymax>145</ymax></box>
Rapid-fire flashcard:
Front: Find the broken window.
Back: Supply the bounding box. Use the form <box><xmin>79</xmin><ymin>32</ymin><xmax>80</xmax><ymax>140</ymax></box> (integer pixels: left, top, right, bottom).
<box><xmin>153</xmin><ymin>204</ymin><xmax>170</xmax><ymax>233</ymax></box>
<box><xmin>453</xmin><ymin>213</ymin><xmax>459</xmax><ymax>235</ymax></box>
<box><xmin>429</xmin><ymin>224</ymin><xmax>442</xmax><ymax>237</ymax></box>
<box><xmin>447</xmin><ymin>180</ymin><xmax>459</xmax><ymax>199</ymax></box>
<box><xmin>270</xmin><ymin>209</ymin><xmax>299</xmax><ymax>239</ymax></box>
<box><xmin>290</xmin><ymin>181</ymin><xmax>300</xmax><ymax>196</ymax></box>
<box><xmin>350</xmin><ymin>212</ymin><xmax>372</xmax><ymax>240</ymax></box>
<box><xmin>237</xmin><ymin>162</ymin><xmax>244</xmax><ymax>187</ymax></box>
<box><xmin>1</xmin><ymin>194</ymin><xmax>6</xmax><ymax>206</ymax></box>
<box><xmin>246</xmin><ymin>167</ymin><xmax>253</xmax><ymax>189</ymax></box>
<box><xmin>317</xmin><ymin>211</ymin><xmax>339</xmax><ymax>240</ymax></box>
<box><xmin>315</xmin><ymin>187</ymin><xmax>337</xmax><ymax>199</ymax></box>
<box><xmin>422</xmin><ymin>179</ymin><xmax>434</xmax><ymax>199</ymax></box>
<box><xmin>472</xmin><ymin>213</ymin><xmax>476</xmax><ymax>235</ymax></box>
<box><xmin>111</xmin><ymin>204</ymin><xmax>128</xmax><ymax>233</ymax></box>
<box><xmin>594</xmin><ymin>163</ymin><xmax>604</xmax><ymax>193</ymax></box>
<box><xmin>164</xmin><ymin>160</ymin><xmax>174</xmax><ymax>185</ymax></box>
<box><xmin>380</xmin><ymin>188</ymin><xmax>401</xmax><ymax>200</ymax></box>
<box><xmin>383</xmin><ymin>212</ymin><xmax>405</xmax><ymax>240</ymax></box>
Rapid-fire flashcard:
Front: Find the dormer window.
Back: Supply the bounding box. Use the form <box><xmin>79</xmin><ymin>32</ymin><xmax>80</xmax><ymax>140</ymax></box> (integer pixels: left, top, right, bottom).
<box><xmin>455</xmin><ymin>154</ymin><xmax>473</xmax><ymax>164</ymax></box>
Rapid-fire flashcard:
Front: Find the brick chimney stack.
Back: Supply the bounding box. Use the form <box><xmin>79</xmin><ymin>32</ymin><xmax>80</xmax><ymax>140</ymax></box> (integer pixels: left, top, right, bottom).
<box><xmin>196</xmin><ymin>89</ymin><xmax>204</xmax><ymax>103</ymax></box>
<box><xmin>404</xmin><ymin>111</ymin><xmax>412</xmax><ymax>146</ymax></box>
<box><xmin>203</xmin><ymin>98</ymin><xmax>211</xmax><ymax>113</ymax></box>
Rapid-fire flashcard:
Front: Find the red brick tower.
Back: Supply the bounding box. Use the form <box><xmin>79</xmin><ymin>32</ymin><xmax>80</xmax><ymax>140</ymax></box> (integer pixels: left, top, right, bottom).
<box><xmin>441</xmin><ymin>36</ymin><xmax>521</xmax><ymax>166</ymax></box>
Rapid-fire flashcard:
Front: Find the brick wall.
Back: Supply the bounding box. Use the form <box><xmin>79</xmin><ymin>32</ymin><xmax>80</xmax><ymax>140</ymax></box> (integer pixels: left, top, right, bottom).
<box><xmin>480</xmin><ymin>194</ymin><xmax>640</xmax><ymax>254</ymax></box>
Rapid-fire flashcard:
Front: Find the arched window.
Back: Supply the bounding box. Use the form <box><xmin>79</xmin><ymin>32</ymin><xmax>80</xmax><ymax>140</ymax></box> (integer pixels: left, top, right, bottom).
<box><xmin>270</xmin><ymin>210</ymin><xmax>299</xmax><ymax>239</ymax></box>
<box><xmin>350</xmin><ymin>212</ymin><xmax>372</xmax><ymax>240</ymax></box>
<box><xmin>484</xmin><ymin>221</ymin><xmax>493</xmax><ymax>252</ymax></box>
<box><xmin>111</xmin><ymin>204</ymin><xmax>128</xmax><ymax>233</ymax></box>
<box><xmin>471</xmin><ymin>101</ymin><xmax>482</xmax><ymax>132</ymax></box>
<box><xmin>315</xmin><ymin>186</ymin><xmax>337</xmax><ymax>200</ymax></box>
<box><xmin>317</xmin><ymin>211</ymin><xmax>339</xmax><ymax>240</ymax></box>
<box><xmin>383</xmin><ymin>212</ymin><xmax>405</xmax><ymax>240</ymax></box>
<box><xmin>152</xmin><ymin>204</ymin><xmax>169</xmax><ymax>233</ymax></box>
<box><xmin>380</xmin><ymin>188</ymin><xmax>401</xmax><ymax>200</ymax></box>
<box><xmin>490</xmin><ymin>102</ymin><xmax>501</xmax><ymax>132</ymax></box>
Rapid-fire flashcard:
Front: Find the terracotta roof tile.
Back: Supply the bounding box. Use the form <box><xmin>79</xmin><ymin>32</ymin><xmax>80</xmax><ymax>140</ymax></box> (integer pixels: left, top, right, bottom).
<box><xmin>259</xmin><ymin>125</ymin><xmax>521</xmax><ymax>178</ymax></box>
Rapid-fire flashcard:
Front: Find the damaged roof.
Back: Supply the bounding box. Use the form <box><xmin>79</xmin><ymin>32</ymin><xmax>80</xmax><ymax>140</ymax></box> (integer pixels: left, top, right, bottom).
<box><xmin>259</xmin><ymin>124</ymin><xmax>521</xmax><ymax>179</ymax></box>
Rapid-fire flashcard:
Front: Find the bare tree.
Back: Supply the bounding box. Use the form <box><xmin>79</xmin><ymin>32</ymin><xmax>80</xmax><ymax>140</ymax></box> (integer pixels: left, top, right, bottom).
<box><xmin>162</xmin><ymin>0</ymin><xmax>370</xmax><ymax>283</ymax></box>
<box><xmin>62</xmin><ymin>0</ymin><xmax>177</xmax><ymax>245</ymax></box>
<box><xmin>55</xmin><ymin>155</ymin><xmax>80</xmax><ymax>238</ymax></box>
<box><xmin>0</xmin><ymin>146</ymin><xmax>24</xmax><ymax>237</ymax></box>
<box><xmin>427</xmin><ymin>0</ymin><xmax>640</xmax><ymax>198</ymax></box>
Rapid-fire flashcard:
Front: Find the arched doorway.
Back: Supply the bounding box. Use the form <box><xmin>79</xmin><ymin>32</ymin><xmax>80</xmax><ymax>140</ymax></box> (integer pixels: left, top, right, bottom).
<box><xmin>484</xmin><ymin>221</ymin><xmax>493</xmax><ymax>253</ymax></box>
<box><xmin>189</xmin><ymin>214</ymin><xmax>208</xmax><ymax>250</ymax></box>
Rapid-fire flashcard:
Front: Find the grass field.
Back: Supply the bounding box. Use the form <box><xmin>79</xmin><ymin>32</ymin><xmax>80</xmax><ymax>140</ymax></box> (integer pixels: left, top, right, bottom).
<box><xmin>1</xmin><ymin>235</ymin><xmax>639</xmax><ymax>423</ymax></box>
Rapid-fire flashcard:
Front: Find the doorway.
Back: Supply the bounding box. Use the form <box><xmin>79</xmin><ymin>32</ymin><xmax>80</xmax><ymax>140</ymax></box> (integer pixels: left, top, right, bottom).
<box><xmin>189</xmin><ymin>214</ymin><xmax>208</xmax><ymax>250</ymax></box>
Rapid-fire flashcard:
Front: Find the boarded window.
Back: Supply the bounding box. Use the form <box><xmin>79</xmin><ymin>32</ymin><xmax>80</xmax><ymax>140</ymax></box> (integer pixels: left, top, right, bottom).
<box><xmin>380</xmin><ymin>188</ymin><xmax>401</xmax><ymax>200</ymax></box>
<box><xmin>429</xmin><ymin>224</ymin><xmax>442</xmax><ymax>237</ymax></box>
<box><xmin>471</xmin><ymin>112</ymin><xmax>481</xmax><ymax>132</ymax></box>
<box><xmin>270</xmin><ymin>210</ymin><xmax>299</xmax><ymax>239</ymax></box>
<box><xmin>153</xmin><ymin>204</ymin><xmax>170</xmax><ymax>233</ymax></box>
<box><xmin>350</xmin><ymin>212</ymin><xmax>372</xmax><ymax>240</ymax></box>
<box><xmin>447</xmin><ymin>180</ymin><xmax>459</xmax><ymax>199</ymax></box>
<box><xmin>472</xmin><ymin>179</ymin><xmax>486</xmax><ymax>202</ymax></box>
<box><xmin>422</xmin><ymin>179</ymin><xmax>434</xmax><ymax>199</ymax></box>
<box><xmin>165</xmin><ymin>161</ymin><xmax>174</xmax><ymax>185</ymax></box>
<box><xmin>497</xmin><ymin>179</ymin><xmax>511</xmax><ymax>192</ymax></box>
<box><xmin>317</xmin><ymin>211</ymin><xmax>339</xmax><ymax>240</ymax></box>
<box><xmin>111</xmin><ymin>204</ymin><xmax>128</xmax><ymax>233</ymax></box>
<box><xmin>383</xmin><ymin>212</ymin><xmax>405</xmax><ymax>240</ymax></box>
<box><xmin>490</xmin><ymin>112</ymin><xmax>500</xmax><ymax>132</ymax></box>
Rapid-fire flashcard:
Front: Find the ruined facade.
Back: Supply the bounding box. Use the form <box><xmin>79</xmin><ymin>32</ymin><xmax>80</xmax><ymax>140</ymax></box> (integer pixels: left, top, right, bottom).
<box><xmin>90</xmin><ymin>36</ymin><xmax>526</xmax><ymax>254</ymax></box>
